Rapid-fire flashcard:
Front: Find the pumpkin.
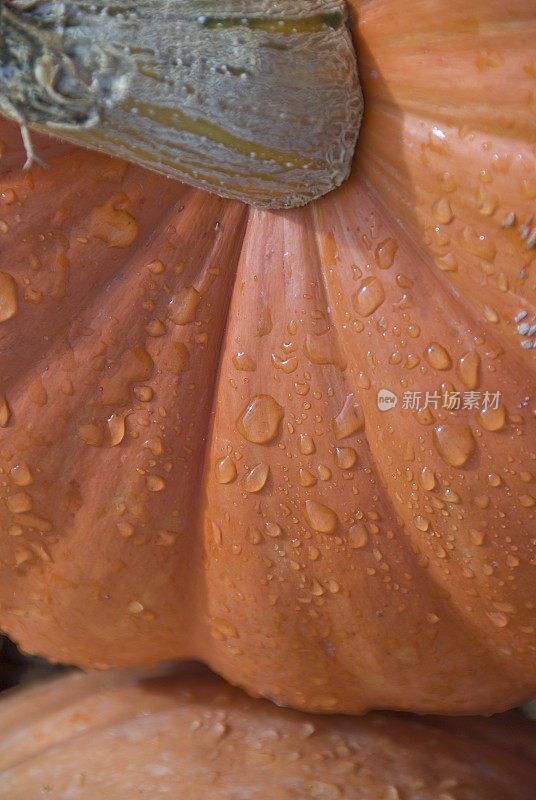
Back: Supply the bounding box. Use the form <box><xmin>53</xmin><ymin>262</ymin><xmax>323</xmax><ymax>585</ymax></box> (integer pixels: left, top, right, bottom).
<box><xmin>1</xmin><ymin>665</ymin><xmax>535</xmax><ymax>799</ymax></box>
<box><xmin>0</xmin><ymin>0</ymin><xmax>535</xmax><ymax>715</ymax></box>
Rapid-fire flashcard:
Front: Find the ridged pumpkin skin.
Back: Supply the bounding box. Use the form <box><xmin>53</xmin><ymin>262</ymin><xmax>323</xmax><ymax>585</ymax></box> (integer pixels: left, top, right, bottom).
<box><xmin>0</xmin><ymin>0</ymin><xmax>535</xmax><ymax>714</ymax></box>
<box><xmin>0</xmin><ymin>666</ymin><xmax>535</xmax><ymax>800</ymax></box>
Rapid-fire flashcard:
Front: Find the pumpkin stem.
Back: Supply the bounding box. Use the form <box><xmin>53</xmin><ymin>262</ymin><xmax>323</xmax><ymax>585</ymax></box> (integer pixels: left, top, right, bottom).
<box><xmin>0</xmin><ymin>0</ymin><xmax>363</xmax><ymax>208</ymax></box>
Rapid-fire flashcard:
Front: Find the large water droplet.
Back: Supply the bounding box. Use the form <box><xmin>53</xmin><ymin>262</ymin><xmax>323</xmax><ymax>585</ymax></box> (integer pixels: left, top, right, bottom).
<box><xmin>10</xmin><ymin>463</ymin><xmax>33</xmax><ymax>486</ymax></box>
<box><xmin>304</xmin><ymin>499</ymin><xmax>338</xmax><ymax>534</ymax></box>
<box><xmin>433</xmin><ymin>424</ymin><xmax>476</xmax><ymax>467</ymax></box>
<box><xmin>419</xmin><ymin>466</ymin><xmax>436</xmax><ymax>490</ymax></box>
<box><xmin>236</xmin><ymin>395</ymin><xmax>283</xmax><ymax>443</ymax></box>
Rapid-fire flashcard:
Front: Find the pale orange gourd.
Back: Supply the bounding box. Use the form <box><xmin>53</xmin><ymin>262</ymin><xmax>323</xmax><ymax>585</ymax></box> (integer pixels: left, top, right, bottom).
<box><xmin>0</xmin><ymin>665</ymin><xmax>535</xmax><ymax>799</ymax></box>
<box><xmin>0</xmin><ymin>0</ymin><xmax>535</xmax><ymax>715</ymax></box>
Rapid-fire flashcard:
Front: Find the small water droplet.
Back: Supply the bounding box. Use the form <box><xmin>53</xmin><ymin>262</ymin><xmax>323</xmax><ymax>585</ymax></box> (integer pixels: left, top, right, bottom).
<box><xmin>265</xmin><ymin>521</ymin><xmax>283</xmax><ymax>537</ymax></box>
<box><xmin>10</xmin><ymin>463</ymin><xmax>33</xmax><ymax>486</ymax></box>
<box><xmin>299</xmin><ymin>434</ymin><xmax>316</xmax><ymax>455</ymax></box>
<box><xmin>232</xmin><ymin>352</ymin><xmax>257</xmax><ymax>371</ymax></box>
<box><xmin>419</xmin><ymin>466</ymin><xmax>436</xmax><ymax>490</ymax></box>
<box><xmin>433</xmin><ymin>424</ymin><xmax>476</xmax><ymax>467</ymax></box>
<box><xmin>424</xmin><ymin>342</ymin><xmax>451</xmax><ymax>370</ymax></box>
<box><xmin>487</xmin><ymin>611</ymin><xmax>510</xmax><ymax>628</ymax></box>
<box><xmin>77</xmin><ymin>422</ymin><xmax>104</xmax><ymax>447</ymax></box>
<box><xmin>413</xmin><ymin>515</ymin><xmax>430</xmax><ymax>531</ymax></box>
<box><xmin>299</xmin><ymin>468</ymin><xmax>317</xmax><ymax>487</ymax></box>
<box><xmin>146</xmin><ymin>475</ymin><xmax>166</xmax><ymax>492</ymax></box>
<box><xmin>479</xmin><ymin>402</ymin><xmax>506</xmax><ymax>431</ymax></box>
<box><xmin>272</xmin><ymin>353</ymin><xmax>298</xmax><ymax>373</ymax></box>
<box><xmin>375</xmin><ymin>238</ymin><xmax>398</xmax><ymax>269</ymax></box>
<box><xmin>456</xmin><ymin>350</ymin><xmax>480</xmax><ymax>389</ymax></box>
<box><xmin>0</xmin><ymin>272</ymin><xmax>17</xmax><ymax>322</ymax></box>
<box><xmin>6</xmin><ymin>491</ymin><xmax>32</xmax><ymax>513</ymax></box>
<box><xmin>0</xmin><ymin>394</ymin><xmax>11</xmax><ymax>427</ymax></box>
<box><xmin>352</xmin><ymin>276</ymin><xmax>385</xmax><ymax>316</ymax></box>
<box><xmin>317</xmin><ymin>464</ymin><xmax>332</xmax><ymax>481</ymax></box>
<box><xmin>335</xmin><ymin>447</ymin><xmax>357</xmax><ymax>469</ymax></box>
<box><xmin>170</xmin><ymin>286</ymin><xmax>202</xmax><ymax>325</ymax></box>
<box><xmin>348</xmin><ymin>522</ymin><xmax>368</xmax><ymax>548</ymax></box>
<box><xmin>243</xmin><ymin>462</ymin><xmax>269</xmax><ymax>492</ymax></box>
<box><xmin>107</xmin><ymin>413</ymin><xmax>127</xmax><ymax>446</ymax></box>
<box><xmin>305</xmin><ymin>500</ymin><xmax>338</xmax><ymax>534</ymax></box>
<box><xmin>236</xmin><ymin>395</ymin><xmax>283</xmax><ymax>443</ymax></box>
<box><xmin>89</xmin><ymin>195</ymin><xmax>138</xmax><ymax>247</ymax></box>
<box><xmin>215</xmin><ymin>456</ymin><xmax>237</xmax><ymax>484</ymax></box>
<box><xmin>432</xmin><ymin>197</ymin><xmax>454</xmax><ymax>224</ymax></box>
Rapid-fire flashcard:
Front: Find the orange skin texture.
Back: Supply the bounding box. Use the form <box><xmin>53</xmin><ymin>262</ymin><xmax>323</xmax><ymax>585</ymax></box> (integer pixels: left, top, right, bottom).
<box><xmin>0</xmin><ymin>0</ymin><xmax>535</xmax><ymax>713</ymax></box>
<box><xmin>0</xmin><ymin>665</ymin><xmax>535</xmax><ymax>799</ymax></box>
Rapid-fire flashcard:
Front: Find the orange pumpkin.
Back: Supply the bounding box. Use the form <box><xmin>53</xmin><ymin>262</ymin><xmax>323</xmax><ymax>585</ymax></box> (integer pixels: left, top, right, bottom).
<box><xmin>1</xmin><ymin>665</ymin><xmax>535</xmax><ymax>799</ymax></box>
<box><xmin>0</xmin><ymin>0</ymin><xmax>535</xmax><ymax>715</ymax></box>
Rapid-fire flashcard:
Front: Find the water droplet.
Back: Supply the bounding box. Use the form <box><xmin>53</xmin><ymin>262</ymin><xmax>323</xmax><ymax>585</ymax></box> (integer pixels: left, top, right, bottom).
<box><xmin>488</xmin><ymin>473</ymin><xmax>501</xmax><ymax>487</ymax></box>
<box><xmin>332</xmin><ymin>394</ymin><xmax>364</xmax><ymax>440</ymax></box>
<box><xmin>209</xmin><ymin>617</ymin><xmax>238</xmax><ymax>641</ymax></box>
<box><xmin>170</xmin><ymin>286</ymin><xmax>202</xmax><ymax>325</ymax></box>
<box><xmin>272</xmin><ymin>353</ymin><xmax>298</xmax><ymax>373</ymax></box>
<box><xmin>304</xmin><ymin>332</ymin><xmax>346</xmax><ymax>370</ymax></box>
<box><xmin>236</xmin><ymin>395</ymin><xmax>283</xmax><ymax>444</ymax></box>
<box><xmin>479</xmin><ymin>402</ymin><xmax>506</xmax><ymax>431</ymax></box>
<box><xmin>483</xmin><ymin>305</ymin><xmax>499</xmax><ymax>324</ymax></box>
<box><xmin>89</xmin><ymin>195</ymin><xmax>138</xmax><ymax>247</ymax></box>
<box><xmin>0</xmin><ymin>272</ymin><xmax>17</xmax><ymax>322</ymax></box>
<box><xmin>246</xmin><ymin>526</ymin><xmax>262</xmax><ymax>544</ymax></box>
<box><xmin>348</xmin><ymin>522</ymin><xmax>368</xmax><ymax>548</ymax></box>
<box><xmin>146</xmin><ymin>475</ymin><xmax>166</xmax><ymax>492</ymax></box>
<box><xmin>128</xmin><ymin>600</ymin><xmax>144</xmax><ymax>614</ymax></box>
<box><xmin>432</xmin><ymin>197</ymin><xmax>454</xmax><ymax>224</ymax></box>
<box><xmin>107</xmin><ymin>413</ymin><xmax>127</xmax><ymax>446</ymax></box>
<box><xmin>145</xmin><ymin>318</ymin><xmax>166</xmax><ymax>337</ymax></box>
<box><xmin>215</xmin><ymin>456</ymin><xmax>237</xmax><ymax>484</ymax></box>
<box><xmin>6</xmin><ymin>491</ymin><xmax>32</xmax><ymax>513</ymax></box>
<box><xmin>0</xmin><ymin>394</ymin><xmax>11</xmax><ymax>427</ymax></box>
<box><xmin>256</xmin><ymin>307</ymin><xmax>273</xmax><ymax>337</ymax></box>
<box><xmin>317</xmin><ymin>464</ymin><xmax>332</xmax><ymax>481</ymax></box>
<box><xmin>419</xmin><ymin>466</ymin><xmax>436</xmax><ymax>490</ymax></box>
<box><xmin>456</xmin><ymin>350</ymin><xmax>480</xmax><ymax>389</ymax></box>
<box><xmin>519</xmin><ymin>494</ymin><xmax>536</xmax><ymax>508</ymax></box>
<box><xmin>433</xmin><ymin>424</ymin><xmax>476</xmax><ymax>467</ymax></box>
<box><xmin>133</xmin><ymin>386</ymin><xmax>153</xmax><ymax>402</ymax></box>
<box><xmin>375</xmin><ymin>238</ymin><xmax>398</xmax><ymax>269</ymax></box>
<box><xmin>243</xmin><ymin>462</ymin><xmax>269</xmax><ymax>492</ymax></box>
<box><xmin>116</xmin><ymin>520</ymin><xmax>134</xmax><ymax>538</ymax></box>
<box><xmin>460</xmin><ymin>226</ymin><xmax>497</xmax><ymax>261</ymax></box>
<box><xmin>77</xmin><ymin>422</ymin><xmax>104</xmax><ymax>447</ymax></box>
<box><xmin>352</xmin><ymin>277</ymin><xmax>385</xmax><ymax>316</ymax></box>
<box><xmin>413</xmin><ymin>515</ymin><xmax>430</xmax><ymax>531</ymax></box>
<box><xmin>487</xmin><ymin>611</ymin><xmax>510</xmax><ymax>628</ymax></box>
<box><xmin>299</xmin><ymin>434</ymin><xmax>316</xmax><ymax>455</ymax></box>
<box><xmin>9</xmin><ymin>463</ymin><xmax>33</xmax><ymax>486</ymax></box>
<box><xmin>335</xmin><ymin>447</ymin><xmax>357</xmax><ymax>469</ymax></box>
<box><xmin>232</xmin><ymin>352</ymin><xmax>257</xmax><ymax>371</ymax></box>
<box><xmin>299</xmin><ymin>468</ymin><xmax>317</xmax><ymax>487</ymax></box>
<box><xmin>265</xmin><ymin>521</ymin><xmax>283</xmax><ymax>537</ymax></box>
<box><xmin>424</xmin><ymin>342</ymin><xmax>451</xmax><ymax>370</ymax></box>
<box><xmin>305</xmin><ymin>500</ymin><xmax>338</xmax><ymax>534</ymax></box>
